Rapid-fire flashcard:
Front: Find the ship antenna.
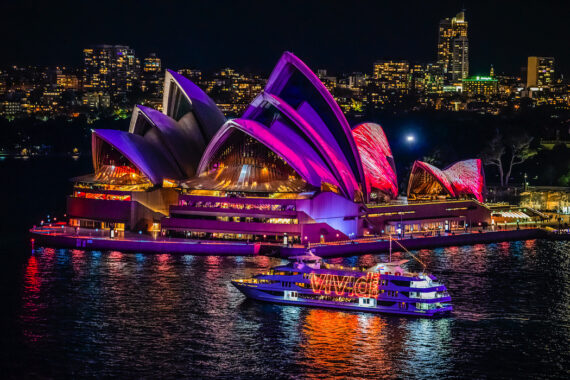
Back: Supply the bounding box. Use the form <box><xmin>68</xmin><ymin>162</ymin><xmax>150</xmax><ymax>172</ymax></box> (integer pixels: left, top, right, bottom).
<box><xmin>383</xmin><ymin>234</ymin><xmax>426</xmax><ymax>271</ymax></box>
<box><xmin>389</xmin><ymin>235</ymin><xmax>392</xmax><ymax>263</ymax></box>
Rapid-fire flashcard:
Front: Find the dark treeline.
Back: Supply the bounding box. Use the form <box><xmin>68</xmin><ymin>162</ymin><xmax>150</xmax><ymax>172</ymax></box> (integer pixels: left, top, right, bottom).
<box><xmin>1</xmin><ymin>106</ymin><xmax>569</xmax><ymax>188</ymax></box>
<box><xmin>0</xmin><ymin>116</ymin><xmax>130</xmax><ymax>156</ymax></box>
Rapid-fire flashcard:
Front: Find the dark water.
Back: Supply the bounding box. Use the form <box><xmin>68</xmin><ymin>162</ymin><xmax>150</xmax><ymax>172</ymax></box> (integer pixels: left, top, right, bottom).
<box><xmin>1</xmin><ymin>158</ymin><xmax>569</xmax><ymax>379</ymax></box>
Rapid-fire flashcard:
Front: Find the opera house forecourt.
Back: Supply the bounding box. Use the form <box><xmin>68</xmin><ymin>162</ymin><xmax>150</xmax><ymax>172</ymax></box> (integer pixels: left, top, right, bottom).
<box><xmin>37</xmin><ymin>52</ymin><xmax>500</xmax><ymax>252</ymax></box>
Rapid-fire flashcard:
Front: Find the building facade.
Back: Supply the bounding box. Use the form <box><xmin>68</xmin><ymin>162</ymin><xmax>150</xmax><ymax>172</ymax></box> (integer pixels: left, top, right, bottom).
<box><xmin>437</xmin><ymin>11</ymin><xmax>469</xmax><ymax>81</ymax></box>
<box><xmin>372</xmin><ymin>60</ymin><xmax>410</xmax><ymax>91</ymax></box>
<box><xmin>526</xmin><ymin>56</ymin><xmax>555</xmax><ymax>89</ymax></box>
<box><xmin>462</xmin><ymin>76</ymin><xmax>498</xmax><ymax>96</ymax></box>
<box><xmin>83</xmin><ymin>45</ymin><xmax>140</xmax><ymax>97</ymax></box>
<box><xmin>141</xmin><ymin>53</ymin><xmax>162</xmax><ymax>98</ymax></box>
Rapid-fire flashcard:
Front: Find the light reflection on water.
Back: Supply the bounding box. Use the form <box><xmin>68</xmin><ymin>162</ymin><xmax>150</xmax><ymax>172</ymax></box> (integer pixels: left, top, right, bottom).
<box><xmin>12</xmin><ymin>240</ymin><xmax>570</xmax><ymax>378</ymax></box>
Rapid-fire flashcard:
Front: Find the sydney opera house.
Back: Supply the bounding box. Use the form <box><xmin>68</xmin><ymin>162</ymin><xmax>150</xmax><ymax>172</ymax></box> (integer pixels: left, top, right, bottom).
<box><xmin>67</xmin><ymin>52</ymin><xmax>490</xmax><ymax>243</ymax></box>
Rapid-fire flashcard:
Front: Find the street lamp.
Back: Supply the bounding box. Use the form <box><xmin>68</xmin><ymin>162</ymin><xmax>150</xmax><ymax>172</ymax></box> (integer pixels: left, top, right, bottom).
<box><xmin>406</xmin><ymin>134</ymin><xmax>415</xmax><ymax>143</ymax></box>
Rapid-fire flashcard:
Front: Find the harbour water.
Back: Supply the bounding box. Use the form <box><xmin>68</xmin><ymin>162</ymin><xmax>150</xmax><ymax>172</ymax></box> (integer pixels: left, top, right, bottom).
<box><xmin>1</xmin><ymin>158</ymin><xmax>569</xmax><ymax>378</ymax></box>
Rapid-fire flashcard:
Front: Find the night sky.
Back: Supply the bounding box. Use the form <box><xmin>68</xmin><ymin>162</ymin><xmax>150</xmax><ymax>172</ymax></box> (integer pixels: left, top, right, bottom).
<box><xmin>2</xmin><ymin>0</ymin><xmax>568</xmax><ymax>76</ymax></box>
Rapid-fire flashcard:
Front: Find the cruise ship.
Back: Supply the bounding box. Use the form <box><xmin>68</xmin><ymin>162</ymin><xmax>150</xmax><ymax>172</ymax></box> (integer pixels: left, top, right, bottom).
<box><xmin>232</xmin><ymin>253</ymin><xmax>452</xmax><ymax>317</ymax></box>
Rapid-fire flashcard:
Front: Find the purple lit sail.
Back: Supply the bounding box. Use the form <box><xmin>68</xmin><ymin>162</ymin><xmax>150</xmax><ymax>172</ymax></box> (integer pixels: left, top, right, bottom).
<box><xmin>264</xmin><ymin>52</ymin><xmax>366</xmax><ymax>198</ymax></box>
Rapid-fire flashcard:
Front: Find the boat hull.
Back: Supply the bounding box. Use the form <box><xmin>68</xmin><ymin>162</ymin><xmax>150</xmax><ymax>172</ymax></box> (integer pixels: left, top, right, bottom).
<box><xmin>233</xmin><ymin>282</ymin><xmax>452</xmax><ymax>318</ymax></box>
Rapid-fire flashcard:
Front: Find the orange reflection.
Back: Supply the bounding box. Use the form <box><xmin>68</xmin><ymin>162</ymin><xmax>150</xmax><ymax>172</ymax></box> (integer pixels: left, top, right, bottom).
<box><xmin>300</xmin><ymin>309</ymin><xmax>391</xmax><ymax>378</ymax></box>
<box><xmin>524</xmin><ymin>239</ymin><xmax>537</xmax><ymax>249</ymax></box>
<box><xmin>253</xmin><ymin>255</ymin><xmax>271</xmax><ymax>267</ymax></box>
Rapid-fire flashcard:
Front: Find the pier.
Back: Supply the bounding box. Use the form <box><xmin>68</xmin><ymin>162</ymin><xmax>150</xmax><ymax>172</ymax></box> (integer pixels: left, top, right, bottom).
<box><xmin>30</xmin><ymin>223</ymin><xmax>565</xmax><ymax>257</ymax></box>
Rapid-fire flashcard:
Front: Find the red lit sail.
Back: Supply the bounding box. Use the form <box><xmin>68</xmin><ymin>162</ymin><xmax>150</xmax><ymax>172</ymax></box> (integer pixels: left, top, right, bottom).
<box><xmin>443</xmin><ymin>159</ymin><xmax>485</xmax><ymax>202</ymax></box>
<box><xmin>352</xmin><ymin>123</ymin><xmax>398</xmax><ymax>199</ymax></box>
<box><xmin>407</xmin><ymin>159</ymin><xmax>485</xmax><ymax>202</ymax></box>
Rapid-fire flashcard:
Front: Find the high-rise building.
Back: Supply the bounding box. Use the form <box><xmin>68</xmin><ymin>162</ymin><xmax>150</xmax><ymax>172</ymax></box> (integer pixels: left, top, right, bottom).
<box><xmin>141</xmin><ymin>53</ymin><xmax>162</xmax><ymax>97</ymax></box>
<box><xmin>372</xmin><ymin>60</ymin><xmax>410</xmax><ymax>91</ymax></box>
<box><xmin>83</xmin><ymin>45</ymin><xmax>140</xmax><ymax>97</ymax></box>
<box><xmin>526</xmin><ymin>56</ymin><xmax>555</xmax><ymax>89</ymax></box>
<box><xmin>437</xmin><ymin>11</ymin><xmax>469</xmax><ymax>81</ymax></box>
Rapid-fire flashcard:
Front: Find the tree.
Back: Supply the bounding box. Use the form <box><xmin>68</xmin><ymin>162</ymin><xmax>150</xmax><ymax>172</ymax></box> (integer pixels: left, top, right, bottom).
<box><xmin>421</xmin><ymin>149</ymin><xmax>442</xmax><ymax>167</ymax></box>
<box><xmin>480</xmin><ymin>131</ymin><xmax>535</xmax><ymax>187</ymax></box>
<box><xmin>503</xmin><ymin>134</ymin><xmax>535</xmax><ymax>186</ymax></box>
<box><xmin>480</xmin><ymin>132</ymin><xmax>506</xmax><ymax>186</ymax></box>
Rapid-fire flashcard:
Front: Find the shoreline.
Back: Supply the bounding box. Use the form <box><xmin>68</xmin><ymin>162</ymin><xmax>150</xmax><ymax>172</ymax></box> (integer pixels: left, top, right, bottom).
<box><xmin>30</xmin><ymin>225</ymin><xmax>567</xmax><ymax>257</ymax></box>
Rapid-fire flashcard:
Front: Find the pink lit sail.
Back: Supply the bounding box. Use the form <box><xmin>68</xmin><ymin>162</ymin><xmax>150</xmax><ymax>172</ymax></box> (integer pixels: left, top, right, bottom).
<box><xmin>443</xmin><ymin>159</ymin><xmax>485</xmax><ymax>202</ymax></box>
<box><xmin>264</xmin><ymin>52</ymin><xmax>366</xmax><ymax>191</ymax></box>
<box><xmin>407</xmin><ymin>161</ymin><xmax>456</xmax><ymax>198</ymax></box>
<box><xmin>407</xmin><ymin>159</ymin><xmax>485</xmax><ymax>202</ymax></box>
<box><xmin>352</xmin><ymin>123</ymin><xmax>398</xmax><ymax>198</ymax></box>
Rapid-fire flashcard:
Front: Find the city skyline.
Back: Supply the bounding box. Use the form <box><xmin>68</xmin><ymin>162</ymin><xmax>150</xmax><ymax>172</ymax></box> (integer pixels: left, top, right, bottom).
<box><xmin>1</xmin><ymin>0</ymin><xmax>568</xmax><ymax>76</ymax></box>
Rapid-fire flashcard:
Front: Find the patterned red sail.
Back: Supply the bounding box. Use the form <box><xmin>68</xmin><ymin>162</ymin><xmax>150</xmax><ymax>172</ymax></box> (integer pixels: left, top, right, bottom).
<box><xmin>352</xmin><ymin>123</ymin><xmax>398</xmax><ymax>199</ymax></box>
<box><xmin>443</xmin><ymin>159</ymin><xmax>485</xmax><ymax>202</ymax></box>
<box><xmin>407</xmin><ymin>159</ymin><xmax>485</xmax><ymax>202</ymax></box>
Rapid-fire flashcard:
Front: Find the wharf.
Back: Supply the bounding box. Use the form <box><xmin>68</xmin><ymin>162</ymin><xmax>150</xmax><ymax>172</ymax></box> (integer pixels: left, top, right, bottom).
<box><xmin>29</xmin><ymin>224</ymin><xmax>561</xmax><ymax>257</ymax></box>
<box><xmin>30</xmin><ymin>225</ymin><xmax>260</xmax><ymax>256</ymax></box>
<box><xmin>275</xmin><ymin>228</ymin><xmax>550</xmax><ymax>257</ymax></box>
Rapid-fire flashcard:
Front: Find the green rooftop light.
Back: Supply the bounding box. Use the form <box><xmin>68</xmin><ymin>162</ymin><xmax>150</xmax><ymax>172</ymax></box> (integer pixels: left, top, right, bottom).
<box><xmin>464</xmin><ymin>76</ymin><xmax>496</xmax><ymax>82</ymax></box>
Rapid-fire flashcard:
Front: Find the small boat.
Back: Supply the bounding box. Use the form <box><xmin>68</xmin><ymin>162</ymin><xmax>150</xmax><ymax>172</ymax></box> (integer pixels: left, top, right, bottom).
<box><xmin>232</xmin><ymin>241</ymin><xmax>452</xmax><ymax>317</ymax></box>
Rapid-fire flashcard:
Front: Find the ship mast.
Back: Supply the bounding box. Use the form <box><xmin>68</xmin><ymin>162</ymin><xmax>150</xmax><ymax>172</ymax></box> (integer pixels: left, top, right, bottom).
<box><xmin>389</xmin><ymin>235</ymin><xmax>392</xmax><ymax>263</ymax></box>
<box><xmin>383</xmin><ymin>233</ymin><xmax>426</xmax><ymax>272</ymax></box>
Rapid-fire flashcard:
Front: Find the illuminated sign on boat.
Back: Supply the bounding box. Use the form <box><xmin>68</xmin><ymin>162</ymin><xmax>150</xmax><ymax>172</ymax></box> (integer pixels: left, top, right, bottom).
<box><xmin>309</xmin><ymin>272</ymin><xmax>380</xmax><ymax>298</ymax></box>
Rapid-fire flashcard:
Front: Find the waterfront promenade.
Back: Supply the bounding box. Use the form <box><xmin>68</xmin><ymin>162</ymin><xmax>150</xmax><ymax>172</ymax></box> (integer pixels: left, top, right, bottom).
<box><xmin>30</xmin><ymin>224</ymin><xmax>261</xmax><ymax>256</ymax></box>
<box><xmin>277</xmin><ymin>229</ymin><xmax>551</xmax><ymax>257</ymax></box>
<box><xmin>30</xmin><ymin>223</ymin><xmax>567</xmax><ymax>257</ymax></box>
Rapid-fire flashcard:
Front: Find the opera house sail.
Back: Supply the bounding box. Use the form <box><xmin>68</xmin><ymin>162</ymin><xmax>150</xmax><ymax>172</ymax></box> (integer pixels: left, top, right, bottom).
<box><xmin>66</xmin><ymin>51</ymin><xmax>490</xmax><ymax>243</ymax></box>
<box><xmin>67</xmin><ymin>68</ymin><xmax>226</xmax><ymax>233</ymax></box>
<box><xmin>407</xmin><ymin>159</ymin><xmax>485</xmax><ymax>202</ymax></box>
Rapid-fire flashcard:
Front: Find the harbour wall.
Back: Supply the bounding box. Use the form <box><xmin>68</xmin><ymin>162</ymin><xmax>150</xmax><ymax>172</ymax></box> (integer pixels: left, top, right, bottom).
<box><xmin>31</xmin><ymin>232</ymin><xmax>261</xmax><ymax>256</ymax></box>
<box><xmin>277</xmin><ymin>229</ymin><xmax>549</xmax><ymax>257</ymax></box>
<box><xmin>31</xmin><ymin>228</ymin><xmax>556</xmax><ymax>257</ymax></box>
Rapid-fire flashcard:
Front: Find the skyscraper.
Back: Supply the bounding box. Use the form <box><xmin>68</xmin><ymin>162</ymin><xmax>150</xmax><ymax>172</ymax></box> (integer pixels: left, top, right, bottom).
<box><xmin>526</xmin><ymin>56</ymin><xmax>555</xmax><ymax>89</ymax></box>
<box><xmin>437</xmin><ymin>11</ymin><xmax>469</xmax><ymax>81</ymax></box>
<box><xmin>83</xmin><ymin>45</ymin><xmax>140</xmax><ymax>97</ymax></box>
<box><xmin>141</xmin><ymin>53</ymin><xmax>162</xmax><ymax>97</ymax></box>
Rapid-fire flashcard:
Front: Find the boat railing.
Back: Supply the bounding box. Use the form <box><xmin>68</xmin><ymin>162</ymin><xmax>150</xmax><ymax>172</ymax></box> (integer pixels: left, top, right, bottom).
<box><xmin>323</xmin><ymin>263</ymin><xmax>368</xmax><ymax>272</ymax></box>
<box><xmin>235</xmin><ymin>278</ymin><xmax>259</xmax><ymax>284</ymax></box>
